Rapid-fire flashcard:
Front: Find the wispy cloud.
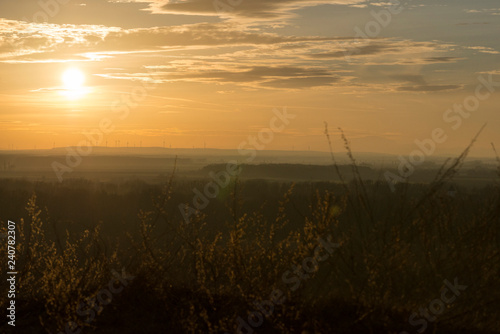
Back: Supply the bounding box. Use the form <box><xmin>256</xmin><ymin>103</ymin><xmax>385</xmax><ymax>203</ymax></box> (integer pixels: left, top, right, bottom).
<box><xmin>397</xmin><ymin>84</ymin><xmax>463</xmax><ymax>92</ymax></box>
<box><xmin>108</xmin><ymin>0</ymin><xmax>366</xmax><ymax>20</ymax></box>
<box><xmin>464</xmin><ymin>8</ymin><xmax>500</xmax><ymax>15</ymax></box>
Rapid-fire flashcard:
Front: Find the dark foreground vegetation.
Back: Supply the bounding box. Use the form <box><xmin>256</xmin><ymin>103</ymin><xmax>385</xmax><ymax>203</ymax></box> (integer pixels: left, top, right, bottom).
<box><xmin>0</xmin><ymin>146</ymin><xmax>499</xmax><ymax>333</ymax></box>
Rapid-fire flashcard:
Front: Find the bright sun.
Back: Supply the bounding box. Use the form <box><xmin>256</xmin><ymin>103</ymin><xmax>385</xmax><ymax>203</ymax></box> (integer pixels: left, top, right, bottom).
<box><xmin>62</xmin><ymin>68</ymin><xmax>85</xmax><ymax>89</ymax></box>
<box><xmin>61</xmin><ymin>68</ymin><xmax>87</xmax><ymax>100</ymax></box>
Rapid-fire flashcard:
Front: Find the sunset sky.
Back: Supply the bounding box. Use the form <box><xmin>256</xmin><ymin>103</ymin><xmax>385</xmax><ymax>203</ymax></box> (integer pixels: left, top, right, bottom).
<box><xmin>1</xmin><ymin>0</ymin><xmax>499</xmax><ymax>156</ymax></box>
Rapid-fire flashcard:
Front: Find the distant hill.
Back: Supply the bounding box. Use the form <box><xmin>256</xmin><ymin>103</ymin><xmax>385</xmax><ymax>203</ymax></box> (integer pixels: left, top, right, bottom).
<box><xmin>201</xmin><ymin>163</ymin><xmax>377</xmax><ymax>181</ymax></box>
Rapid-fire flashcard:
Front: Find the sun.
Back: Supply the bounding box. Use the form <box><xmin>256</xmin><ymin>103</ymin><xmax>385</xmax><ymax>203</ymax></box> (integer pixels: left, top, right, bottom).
<box><xmin>61</xmin><ymin>68</ymin><xmax>87</xmax><ymax>100</ymax></box>
<box><xmin>62</xmin><ymin>68</ymin><xmax>85</xmax><ymax>89</ymax></box>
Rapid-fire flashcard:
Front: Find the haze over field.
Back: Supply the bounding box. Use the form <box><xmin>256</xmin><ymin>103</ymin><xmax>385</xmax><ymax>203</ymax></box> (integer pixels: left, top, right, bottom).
<box><xmin>0</xmin><ymin>148</ymin><xmax>498</xmax><ymax>187</ymax></box>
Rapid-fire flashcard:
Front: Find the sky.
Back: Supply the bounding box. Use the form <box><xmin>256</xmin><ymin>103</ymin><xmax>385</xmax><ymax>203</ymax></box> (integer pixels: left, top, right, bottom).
<box><xmin>0</xmin><ymin>0</ymin><xmax>499</xmax><ymax>156</ymax></box>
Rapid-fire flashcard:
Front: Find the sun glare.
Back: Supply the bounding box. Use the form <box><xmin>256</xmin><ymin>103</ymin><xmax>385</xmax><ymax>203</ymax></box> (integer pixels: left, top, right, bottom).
<box><xmin>61</xmin><ymin>68</ymin><xmax>87</xmax><ymax>100</ymax></box>
<box><xmin>62</xmin><ymin>68</ymin><xmax>85</xmax><ymax>89</ymax></box>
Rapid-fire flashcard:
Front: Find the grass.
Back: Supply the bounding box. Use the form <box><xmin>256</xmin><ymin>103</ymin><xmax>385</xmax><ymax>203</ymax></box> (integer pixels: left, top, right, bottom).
<box><xmin>0</xmin><ymin>132</ymin><xmax>499</xmax><ymax>333</ymax></box>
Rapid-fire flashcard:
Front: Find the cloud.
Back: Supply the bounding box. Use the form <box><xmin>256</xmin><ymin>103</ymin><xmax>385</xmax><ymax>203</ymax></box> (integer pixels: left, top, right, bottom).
<box><xmin>260</xmin><ymin>76</ymin><xmax>340</xmax><ymax>89</ymax></box>
<box><xmin>422</xmin><ymin>56</ymin><xmax>462</xmax><ymax>63</ymax></box>
<box><xmin>97</xmin><ymin>23</ymin><xmax>347</xmax><ymax>51</ymax></box>
<box><xmin>0</xmin><ymin>19</ymin><xmax>117</xmax><ymax>61</ymax></box>
<box><xmin>309</xmin><ymin>40</ymin><xmax>444</xmax><ymax>60</ymax></box>
<box><xmin>0</xmin><ymin>18</ymin><xmax>469</xmax><ymax>92</ymax></box>
<box><xmin>311</xmin><ymin>43</ymin><xmax>397</xmax><ymax>58</ymax></box>
<box><xmin>97</xmin><ymin>65</ymin><xmax>342</xmax><ymax>89</ymax></box>
<box><xmin>0</xmin><ymin>19</ymin><xmax>351</xmax><ymax>63</ymax></box>
<box><xmin>464</xmin><ymin>8</ymin><xmax>500</xmax><ymax>16</ymax></box>
<box><xmin>389</xmin><ymin>74</ymin><xmax>427</xmax><ymax>85</ymax></box>
<box><xmin>456</xmin><ymin>22</ymin><xmax>489</xmax><ymax>26</ymax></box>
<box><xmin>353</xmin><ymin>69</ymin><xmax>464</xmax><ymax>93</ymax></box>
<box><xmin>397</xmin><ymin>84</ymin><xmax>462</xmax><ymax>92</ymax></box>
<box><xmin>465</xmin><ymin>46</ymin><xmax>500</xmax><ymax>55</ymax></box>
<box><xmin>87</xmin><ymin>32</ymin><xmax>460</xmax><ymax>91</ymax></box>
<box><xmin>108</xmin><ymin>0</ymin><xmax>366</xmax><ymax>20</ymax></box>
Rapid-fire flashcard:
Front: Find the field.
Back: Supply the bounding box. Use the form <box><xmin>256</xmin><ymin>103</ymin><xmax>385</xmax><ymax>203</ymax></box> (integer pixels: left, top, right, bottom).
<box><xmin>0</xmin><ymin>146</ymin><xmax>499</xmax><ymax>334</ymax></box>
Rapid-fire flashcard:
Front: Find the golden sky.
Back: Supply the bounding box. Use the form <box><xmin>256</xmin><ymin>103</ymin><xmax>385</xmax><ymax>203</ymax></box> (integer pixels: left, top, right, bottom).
<box><xmin>0</xmin><ymin>0</ymin><xmax>499</xmax><ymax>156</ymax></box>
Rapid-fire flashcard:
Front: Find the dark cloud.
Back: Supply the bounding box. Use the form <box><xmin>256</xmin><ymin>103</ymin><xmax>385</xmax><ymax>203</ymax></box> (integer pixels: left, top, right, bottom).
<box><xmin>171</xmin><ymin>65</ymin><xmax>334</xmax><ymax>82</ymax></box>
<box><xmin>389</xmin><ymin>74</ymin><xmax>427</xmax><ymax>85</ymax></box>
<box><xmin>423</xmin><ymin>56</ymin><xmax>461</xmax><ymax>63</ymax></box>
<box><xmin>310</xmin><ymin>43</ymin><xmax>395</xmax><ymax>58</ymax></box>
<box><xmin>456</xmin><ymin>22</ymin><xmax>489</xmax><ymax>26</ymax></box>
<box><xmin>110</xmin><ymin>0</ymin><xmax>365</xmax><ymax>20</ymax></box>
<box><xmin>101</xmin><ymin>65</ymin><xmax>340</xmax><ymax>89</ymax></box>
<box><xmin>260</xmin><ymin>76</ymin><xmax>339</xmax><ymax>88</ymax></box>
<box><xmin>397</xmin><ymin>85</ymin><xmax>462</xmax><ymax>92</ymax></box>
<box><xmin>309</xmin><ymin>41</ymin><xmax>437</xmax><ymax>59</ymax></box>
<box><xmin>243</xmin><ymin>66</ymin><xmax>331</xmax><ymax>77</ymax></box>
